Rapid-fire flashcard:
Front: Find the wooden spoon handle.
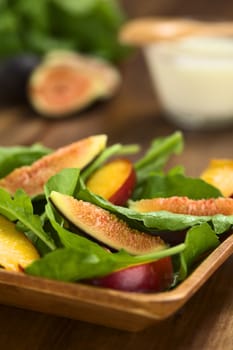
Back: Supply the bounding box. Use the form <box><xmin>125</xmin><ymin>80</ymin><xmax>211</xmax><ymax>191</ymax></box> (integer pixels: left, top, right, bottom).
<box><xmin>119</xmin><ymin>18</ymin><xmax>233</xmax><ymax>45</ymax></box>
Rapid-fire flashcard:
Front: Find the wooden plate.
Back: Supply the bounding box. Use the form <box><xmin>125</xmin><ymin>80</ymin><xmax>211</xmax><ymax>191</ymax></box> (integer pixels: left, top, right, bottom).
<box><xmin>0</xmin><ymin>233</ymin><xmax>232</xmax><ymax>332</ymax></box>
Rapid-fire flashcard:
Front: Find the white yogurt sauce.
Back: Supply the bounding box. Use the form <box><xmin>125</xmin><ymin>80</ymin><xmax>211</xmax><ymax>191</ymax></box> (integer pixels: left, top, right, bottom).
<box><xmin>144</xmin><ymin>37</ymin><xmax>233</xmax><ymax>129</ymax></box>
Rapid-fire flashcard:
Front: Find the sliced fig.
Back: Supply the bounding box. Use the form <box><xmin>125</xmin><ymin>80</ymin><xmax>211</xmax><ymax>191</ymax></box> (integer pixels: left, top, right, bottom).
<box><xmin>28</xmin><ymin>51</ymin><xmax>121</xmax><ymax>117</ymax></box>
<box><xmin>0</xmin><ymin>135</ymin><xmax>107</xmax><ymax>196</ymax></box>
<box><xmin>0</xmin><ymin>215</ymin><xmax>39</xmax><ymax>271</ymax></box>
<box><xmin>129</xmin><ymin>196</ymin><xmax>233</xmax><ymax>216</ymax></box>
<box><xmin>49</xmin><ymin>191</ymin><xmax>166</xmax><ymax>255</ymax></box>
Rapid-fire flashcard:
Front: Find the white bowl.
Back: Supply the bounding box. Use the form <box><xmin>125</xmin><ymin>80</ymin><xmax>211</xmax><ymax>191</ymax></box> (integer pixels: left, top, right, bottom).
<box><xmin>144</xmin><ymin>37</ymin><xmax>233</xmax><ymax>129</ymax></box>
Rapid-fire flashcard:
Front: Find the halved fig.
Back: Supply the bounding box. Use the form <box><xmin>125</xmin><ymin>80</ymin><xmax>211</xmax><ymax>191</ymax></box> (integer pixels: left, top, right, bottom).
<box><xmin>0</xmin><ymin>215</ymin><xmax>39</xmax><ymax>271</ymax></box>
<box><xmin>50</xmin><ymin>191</ymin><xmax>166</xmax><ymax>255</ymax></box>
<box><xmin>0</xmin><ymin>135</ymin><xmax>107</xmax><ymax>196</ymax></box>
<box><xmin>129</xmin><ymin>196</ymin><xmax>233</xmax><ymax>216</ymax></box>
<box><xmin>28</xmin><ymin>51</ymin><xmax>121</xmax><ymax>117</ymax></box>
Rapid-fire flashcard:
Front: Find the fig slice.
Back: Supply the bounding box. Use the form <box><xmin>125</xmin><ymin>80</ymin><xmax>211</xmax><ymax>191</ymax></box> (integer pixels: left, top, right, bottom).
<box><xmin>28</xmin><ymin>51</ymin><xmax>121</xmax><ymax>117</ymax></box>
<box><xmin>0</xmin><ymin>135</ymin><xmax>107</xmax><ymax>196</ymax></box>
<box><xmin>0</xmin><ymin>215</ymin><xmax>39</xmax><ymax>271</ymax></box>
<box><xmin>50</xmin><ymin>191</ymin><xmax>166</xmax><ymax>255</ymax></box>
<box><xmin>129</xmin><ymin>196</ymin><xmax>233</xmax><ymax>216</ymax></box>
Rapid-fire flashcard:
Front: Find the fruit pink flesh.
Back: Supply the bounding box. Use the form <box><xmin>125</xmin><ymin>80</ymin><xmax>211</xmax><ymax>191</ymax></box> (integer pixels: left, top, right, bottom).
<box><xmin>50</xmin><ymin>191</ymin><xmax>166</xmax><ymax>255</ymax></box>
<box><xmin>0</xmin><ymin>135</ymin><xmax>107</xmax><ymax>196</ymax></box>
<box><xmin>130</xmin><ymin>196</ymin><xmax>233</xmax><ymax>216</ymax></box>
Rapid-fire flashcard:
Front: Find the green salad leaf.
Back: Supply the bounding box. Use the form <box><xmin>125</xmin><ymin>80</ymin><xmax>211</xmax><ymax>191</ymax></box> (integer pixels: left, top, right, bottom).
<box><xmin>75</xmin><ymin>183</ymin><xmax>233</xmax><ymax>234</ymax></box>
<box><xmin>138</xmin><ymin>173</ymin><xmax>222</xmax><ymax>199</ymax></box>
<box><xmin>0</xmin><ymin>188</ymin><xmax>55</xmax><ymax>250</ymax></box>
<box><xmin>81</xmin><ymin>143</ymin><xmax>140</xmax><ymax>181</ymax></box>
<box><xmin>179</xmin><ymin>223</ymin><xmax>220</xmax><ymax>280</ymax></box>
<box><xmin>133</xmin><ymin>131</ymin><xmax>184</xmax><ymax>198</ymax></box>
<box><xmin>26</xmin><ymin>209</ymin><xmax>185</xmax><ymax>282</ymax></box>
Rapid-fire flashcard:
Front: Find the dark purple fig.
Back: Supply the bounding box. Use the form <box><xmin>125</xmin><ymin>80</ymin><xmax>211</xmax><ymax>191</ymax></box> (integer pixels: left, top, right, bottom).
<box><xmin>0</xmin><ymin>54</ymin><xmax>40</xmax><ymax>105</ymax></box>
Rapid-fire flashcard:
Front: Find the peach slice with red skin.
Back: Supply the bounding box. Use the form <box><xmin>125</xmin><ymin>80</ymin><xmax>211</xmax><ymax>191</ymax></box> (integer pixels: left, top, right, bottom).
<box><xmin>0</xmin><ymin>215</ymin><xmax>39</xmax><ymax>271</ymax></box>
<box><xmin>50</xmin><ymin>191</ymin><xmax>166</xmax><ymax>255</ymax></box>
<box><xmin>129</xmin><ymin>196</ymin><xmax>233</xmax><ymax>216</ymax></box>
<box><xmin>88</xmin><ymin>256</ymin><xmax>173</xmax><ymax>292</ymax></box>
<box><xmin>86</xmin><ymin>158</ymin><xmax>136</xmax><ymax>205</ymax></box>
<box><xmin>0</xmin><ymin>135</ymin><xmax>107</xmax><ymax>196</ymax></box>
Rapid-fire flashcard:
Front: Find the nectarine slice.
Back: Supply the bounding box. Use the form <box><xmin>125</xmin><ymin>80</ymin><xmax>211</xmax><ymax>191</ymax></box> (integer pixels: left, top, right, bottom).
<box><xmin>50</xmin><ymin>191</ymin><xmax>166</xmax><ymax>255</ymax></box>
<box><xmin>0</xmin><ymin>135</ymin><xmax>107</xmax><ymax>196</ymax></box>
<box><xmin>201</xmin><ymin>159</ymin><xmax>233</xmax><ymax>197</ymax></box>
<box><xmin>129</xmin><ymin>196</ymin><xmax>233</xmax><ymax>216</ymax></box>
<box><xmin>0</xmin><ymin>215</ymin><xmax>39</xmax><ymax>271</ymax></box>
<box><xmin>89</xmin><ymin>256</ymin><xmax>173</xmax><ymax>292</ymax></box>
<box><xmin>86</xmin><ymin>158</ymin><xmax>136</xmax><ymax>205</ymax></box>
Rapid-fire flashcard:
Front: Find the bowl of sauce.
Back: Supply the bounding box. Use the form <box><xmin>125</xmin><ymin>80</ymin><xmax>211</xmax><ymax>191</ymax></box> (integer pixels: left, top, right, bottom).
<box><xmin>144</xmin><ymin>37</ymin><xmax>233</xmax><ymax>129</ymax></box>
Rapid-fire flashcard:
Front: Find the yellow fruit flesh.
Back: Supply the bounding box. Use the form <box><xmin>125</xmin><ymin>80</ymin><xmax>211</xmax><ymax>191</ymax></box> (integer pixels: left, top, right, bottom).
<box><xmin>86</xmin><ymin>159</ymin><xmax>131</xmax><ymax>199</ymax></box>
<box><xmin>201</xmin><ymin>159</ymin><xmax>233</xmax><ymax>197</ymax></box>
<box><xmin>0</xmin><ymin>215</ymin><xmax>39</xmax><ymax>272</ymax></box>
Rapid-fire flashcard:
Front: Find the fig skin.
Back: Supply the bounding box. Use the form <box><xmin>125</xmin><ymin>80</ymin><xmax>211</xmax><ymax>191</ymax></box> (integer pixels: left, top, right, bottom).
<box><xmin>28</xmin><ymin>51</ymin><xmax>121</xmax><ymax>118</ymax></box>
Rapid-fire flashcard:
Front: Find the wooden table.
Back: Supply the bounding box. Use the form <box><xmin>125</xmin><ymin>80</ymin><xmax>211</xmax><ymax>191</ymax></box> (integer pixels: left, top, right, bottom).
<box><xmin>0</xmin><ymin>1</ymin><xmax>232</xmax><ymax>349</ymax></box>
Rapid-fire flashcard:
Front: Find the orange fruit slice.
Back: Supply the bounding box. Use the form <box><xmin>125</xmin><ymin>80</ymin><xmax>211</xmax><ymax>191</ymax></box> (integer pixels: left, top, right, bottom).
<box><xmin>201</xmin><ymin>159</ymin><xmax>233</xmax><ymax>197</ymax></box>
<box><xmin>0</xmin><ymin>215</ymin><xmax>39</xmax><ymax>271</ymax></box>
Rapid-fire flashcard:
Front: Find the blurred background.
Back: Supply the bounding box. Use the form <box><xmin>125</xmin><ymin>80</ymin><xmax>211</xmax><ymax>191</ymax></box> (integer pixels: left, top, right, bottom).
<box><xmin>0</xmin><ymin>0</ymin><xmax>233</xmax><ymax>154</ymax></box>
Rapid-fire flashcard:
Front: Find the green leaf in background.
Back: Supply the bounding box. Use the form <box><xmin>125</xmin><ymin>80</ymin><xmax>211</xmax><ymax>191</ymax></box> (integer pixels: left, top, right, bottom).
<box><xmin>0</xmin><ymin>0</ymin><xmax>129</xmax><ymax>61</ymax></box>
<box><xmin>139</xmin><ymin>173</ymin><xmax>222</xmax><ymax>199</ymax></box>
<box><xmin>179</xmin><ymin>223</ymin><xmax>220</xmax><ymax>280</ymax></box>
<box><xmin>0</xmin><ymin>143</ymin><xmax>51</xmax><ymax>178</ymax></box>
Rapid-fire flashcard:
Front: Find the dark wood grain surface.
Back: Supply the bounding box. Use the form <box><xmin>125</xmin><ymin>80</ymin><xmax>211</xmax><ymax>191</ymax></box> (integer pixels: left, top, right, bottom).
<box><xmin>0</xmin><ymin>1</ymin><xmax>232</xmax><ymax>349</ymax></box>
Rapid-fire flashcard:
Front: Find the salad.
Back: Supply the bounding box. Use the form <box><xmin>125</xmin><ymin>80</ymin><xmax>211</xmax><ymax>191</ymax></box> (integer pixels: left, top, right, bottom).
<box><xmin>0</xmin><ymin>131</ymin><xmax>232</xmax><ymax>293</ymax></box>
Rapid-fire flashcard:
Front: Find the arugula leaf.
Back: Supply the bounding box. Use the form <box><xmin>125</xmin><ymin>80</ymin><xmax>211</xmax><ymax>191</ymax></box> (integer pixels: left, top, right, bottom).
<box><xmin>0</xmin><ymin>188</ymin><xmax>55</xmax><ymax>250</ymax></box>
<box><xmin>0</xmin><ymin>143</ymin><xmax>51</xmax><ymax>178</ymax></box>
<box><xmin>81</xmin><ymin>143</ymin><xmax>140</xmax><ymax>181</ymax></box>
<box><xmin>135</xmin><ymin>131</ymin><xmax>183</xmax><ymax>172</ymax></box>
<box><xmin>179</xmin><ymin>223</ymin><xmax>220</xmax><ymax>280</ymax></box>
<box><xmin>138</xmin><ymin>173</ymin><xmax>222</xmax><ymax>199</ymax></box>
<box><xmin>133</xmin><ymin>132</ymin><xmax>184</xmax><ymax>198</ymax></box>
<box><xmin>76</xmin><ymin>183</ymin><xmax>233</xmax><ymax>234</ymax></box>
<box><xmin>43</xmin><ymin>167</ymin><xmax>231</xmax><ymax>237</ymax></box>
<box><xmin>44</xmin><ymin>167</ymin><xmax>81</xmax><ymax>199</ymax></box>
<box><xmin>26</xmin><ymin>210</ymin><xmax>185</xmax><ymax>282</ymax></box>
